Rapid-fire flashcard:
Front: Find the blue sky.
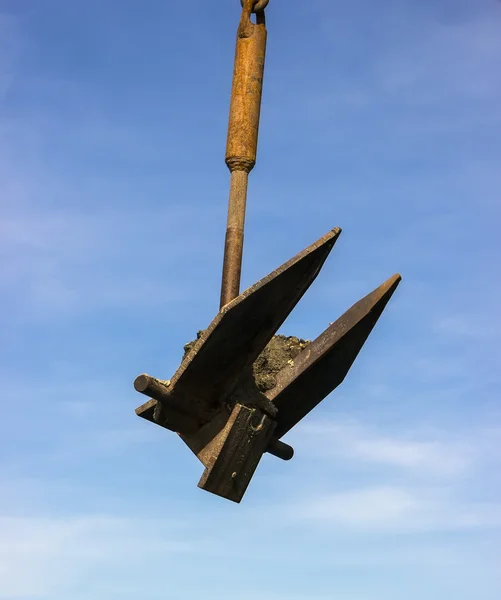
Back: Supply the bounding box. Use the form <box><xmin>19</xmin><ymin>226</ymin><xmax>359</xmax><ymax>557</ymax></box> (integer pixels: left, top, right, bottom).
<box><xmin>1</xmin><ymin>0</ymin><xmax>500</xmax><ymax>598</ymax></box>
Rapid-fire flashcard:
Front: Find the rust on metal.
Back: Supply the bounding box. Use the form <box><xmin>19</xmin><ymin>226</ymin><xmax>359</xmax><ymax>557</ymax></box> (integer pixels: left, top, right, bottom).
<box><xmin>240</xmin><ymin>0</ymin><xmax>269</xmax><ymax>13</ymax></box>
<box><xmin>198</xmin><ymin>404</ymin><xmax>276</xmax><ymax>503</ymax></box>
<box><xmin>225</xmin><ymin>2</ymin><xmax>267</xmax><ymax>173</ymax></box>
<box><xmin>221</xmin><ymin>0</ymin><xmax>268</xmax><ymax>308</ymax></box>
<box><xmin>132</xmin><ymin>0</ymin><xmax>402</xmax><ymax>504</ymax></box>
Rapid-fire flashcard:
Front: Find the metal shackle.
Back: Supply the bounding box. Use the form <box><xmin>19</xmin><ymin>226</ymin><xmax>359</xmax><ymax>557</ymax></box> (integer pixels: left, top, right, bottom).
<box><xmin>240</xmin><ymin>0</ymin><xmax>269</xmax><ymax>13</ymax></box>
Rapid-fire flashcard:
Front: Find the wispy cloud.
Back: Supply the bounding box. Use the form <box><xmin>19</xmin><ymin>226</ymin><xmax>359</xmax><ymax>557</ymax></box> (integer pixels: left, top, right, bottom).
<box><xmin>292</xmin><ymin>485</ymin><xmax>501</xmax><ymax>533</ymax></box>
<box><xmin>278</xmin><ymin>419</ymin><xmax>500</xmax><ymax>535</ymax></box>
<box><xmin>0</xmin><ymin>515</ymin><xmax>199</xmax><ymax>599</ymax></box>
<box><xmin>297</xmin><ymin>420</ymin><xmax>473</xmax><ymax>476</ymax></box>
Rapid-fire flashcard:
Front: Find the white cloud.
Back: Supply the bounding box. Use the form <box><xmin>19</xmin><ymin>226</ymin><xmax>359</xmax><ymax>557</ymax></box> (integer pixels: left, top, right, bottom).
<box><xmin>292</xmin><ymin>485</ymin><xmax>501</xmax><ymax>533</ymax></box>
<box><xmin>297</xmin><ymin>420</ymin><xmax>472</xmax><ymax>477</ymax></box>
<box><xmin>279</xmin><ymin>420</ymin><xmax>501</xmax><ymax>534</ymax></box>
<box><xmin>0</xmin><ymin>515</ymin><xmax>197</xmax><ymax>599</ymax></box>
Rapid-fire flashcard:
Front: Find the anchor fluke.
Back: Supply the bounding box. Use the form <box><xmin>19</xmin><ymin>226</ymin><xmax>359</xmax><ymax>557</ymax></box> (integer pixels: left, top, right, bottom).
<box><xmin>269</xmin><ymin>274</ymin><xmax>402</xmax><ymax>439</ymax></box>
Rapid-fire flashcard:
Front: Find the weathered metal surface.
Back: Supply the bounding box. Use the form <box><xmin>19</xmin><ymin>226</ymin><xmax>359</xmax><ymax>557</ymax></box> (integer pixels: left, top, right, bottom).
<box><xmin>225</xmin><ymin>3</ymin><xmax>266</xmax><ymax>173</ymax></box>
<box><xmin>240</xmin><ymin>0</ymin><xmax>269</xmax><ymax>12</ymax></box>
<box><xmin>136</xmin><ymin>396</ymin><xmax>292</xmax><ymax>461</ymax></box>
<box><xmin>220</xmin><ymin>170</ymin><xmax>249</xmax><ymax>307</ymax></box>
<box><xmin>132</xmin><ymin>0</ymin><xmax>402</xmax><ymax>504</ymax></box>
<box><xmin>135</xmin><ymin>398</ymin><xmax>156</xmax><ymax>422</ymax></box>
<box><xmin>268</xmin><ymin>274</ymin><xmax>402</xmax><ymax>439</ymax></box>
<box><xmin>133</xmin><ymin>374</ymin><xmax>199</xmax><ymax>435</ymax></box>
<box><xmin>220</xmin><ymin>0</ymin><xmax>268</xmax><ymax>307</ymax></box>
<box><xmin>134</xmin><ymin>235</ymin><xmax>400</xmax><ymax>501</ymax></box>
<box><xmin>197</xmin><ymin>404</ymin><xmax>276</xmax><ymax>503</ymax></box>
<box><xmin>266</xmin><ymin>438</ymin><xmax>294</xmax><ymax>461</ymax></box>
<box><xmin>152</xmin><ymin>228</ymin><xmax>341</xmax><ymax>430</ymax></box>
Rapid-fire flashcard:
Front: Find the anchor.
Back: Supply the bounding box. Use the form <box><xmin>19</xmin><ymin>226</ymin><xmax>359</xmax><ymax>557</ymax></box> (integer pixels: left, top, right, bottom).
<box><xmin>134</xmin><ymin>0</ymin><xmax>401</xmax><ymax>503</ymax></box>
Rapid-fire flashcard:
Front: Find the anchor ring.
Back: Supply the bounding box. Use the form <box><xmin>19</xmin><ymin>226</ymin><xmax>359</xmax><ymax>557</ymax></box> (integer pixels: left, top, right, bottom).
<box><xmin>240</xmin><ymin>0</ymin><xmax>269</xmax><ymax>13</ymax></box>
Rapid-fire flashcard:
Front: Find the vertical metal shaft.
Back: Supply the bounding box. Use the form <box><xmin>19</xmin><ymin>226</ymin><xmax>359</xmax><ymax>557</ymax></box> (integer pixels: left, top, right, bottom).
<box><xmin>220</xmin><ymin>2</ymin><xmax>267</xmax><ymax>308</ymax></box>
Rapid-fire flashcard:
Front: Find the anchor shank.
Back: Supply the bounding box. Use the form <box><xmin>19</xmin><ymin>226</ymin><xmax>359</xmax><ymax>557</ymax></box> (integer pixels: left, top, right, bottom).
<box><xmin>220</xmin><ymin>170</ymin><xmax>249</xmax><ymax>307</ymax></box>
<box><xmin>220</xmin><ymin>4</ymin><xmax>267</xmax><ymax>308</ymax></box>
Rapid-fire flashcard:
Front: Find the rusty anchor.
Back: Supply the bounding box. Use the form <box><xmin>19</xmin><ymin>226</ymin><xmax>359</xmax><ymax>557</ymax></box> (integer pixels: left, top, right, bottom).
<box><xmin>134</xmin><ymin>0</ymin><xmax>401</xmax><ymax>503</ymax></box>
